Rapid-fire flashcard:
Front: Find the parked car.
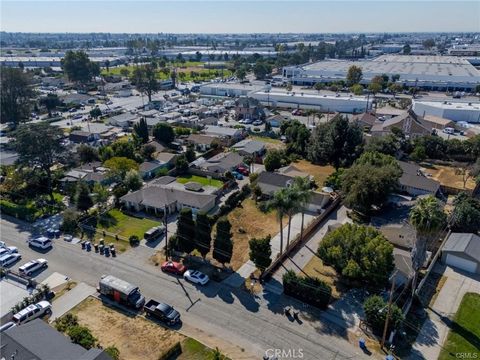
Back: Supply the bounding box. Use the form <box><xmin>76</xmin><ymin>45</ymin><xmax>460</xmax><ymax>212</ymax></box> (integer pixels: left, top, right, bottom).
<box><xmin>12</xmin><ymin>301</ymin><xmax>52</xmax><ymax>325</ymax></box>
<box><xmin>29</xmin><ymin>236</ymin><xmax>53</xmax><ymax>250</ymax></box>
<box><xmin>0</xmin><ymin>246</ymin><xmax>18</xmax><ymax>257</ymax></box>
<box><xmin>183</xmin><ymin>270</ymin><xmax>209</xmax><ymax>285</ymax></box>
<box><xmin>161</xmin><ymin>261</ymin><xmax>187</xmax><ymax>275</ymax></box>
<box><xmin>0</xmin><ymin>253</ymin><xmax>22</xmax><ymax>267</ymax></box>
<box><xmin>144</xmin><ymin>299</ymin><xmax>181</xmax><ymax>325</ymax></box>
<box><xmin>144</xmin><ymin>226</ymin><xmax>165</xmax><ymax>242</ymax></box>
<box><xmin>0</xmin><ymin>242</ymin><xmax>17</xmax><ymax>253</ymax></box>
<box><xmin>237</xmin><ymin>166</ymin><xmax>250</xmax><ymax>176</ymax></box>
<box><xmin>253</xmin><ymin>120</ymin><xmax>263</xmax><ymax>126</ymax></box>
<box><xmin>231</xmin><ymin>171</ymin><xmax>244</xmax><ymax>180</ymax></box>
<box><xmin>19</xmin><ymin>258</ymin><xmax>48</xmax><ymax>276</ymax></box>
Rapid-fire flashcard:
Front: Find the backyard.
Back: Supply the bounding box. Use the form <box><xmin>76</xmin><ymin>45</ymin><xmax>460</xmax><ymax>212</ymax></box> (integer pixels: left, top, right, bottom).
<box><xmin>225</xmin><ymin>198</ymin><xmax>284</xmax><ymax>270</ymax></box>
<box><xmin>250</xmin><ymin>135</ymin><xmax>286</xmax><ymax>150</ymax></box>
<box><xmin>421</xmin><ymin>164</ymin><xmax>477</xmax><ymax>191</ymax></box>
<box><xmin>293</xmin><ymin>159</ymin><xmax>335</xmax><ymax>187</ymax></box>
<box><xmin>176</xmin><ymin>175</ymin><xmax>224</xmax><ymax>189</ymax></box>
<box><xmin>67</xmin><ymin>297</ymin><xmax>225</xmax><ymax>360</ymax></box>
<box><xmin>438</xmin><ymin>292</ymin><xmax>480</xmax><ymax>360</ymax></box>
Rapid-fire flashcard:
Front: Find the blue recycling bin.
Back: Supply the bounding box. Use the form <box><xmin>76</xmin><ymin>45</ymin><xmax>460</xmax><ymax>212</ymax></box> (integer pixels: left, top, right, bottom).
<box><xmin>386</xmin><ymin>355</ymin><xmax>395</xmax><ymax>360</ymax></box>
<box><xmin>359</xmin><ymin>338</ymin><xmax>366</xmax><ymax>349</ymax></box>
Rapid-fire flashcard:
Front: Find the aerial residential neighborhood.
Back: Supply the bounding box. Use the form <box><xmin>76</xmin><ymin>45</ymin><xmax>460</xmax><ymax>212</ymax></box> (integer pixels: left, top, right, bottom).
<box><xmin>0</xmin><ymin>2</ymin><xmax>480</xmax><ymax>360</ymax></box>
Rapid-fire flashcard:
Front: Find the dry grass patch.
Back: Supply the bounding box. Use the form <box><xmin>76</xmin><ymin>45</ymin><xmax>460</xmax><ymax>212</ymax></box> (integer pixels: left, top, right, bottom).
<box><xmin>422</xmin><ymin>164</ymin><xmax>477</xmax><ymax>191</ymax></box>
<box><xmin>250</xmin><ymin>135</ymin><xmax>286</xmax><ymax>150</ymax></box>
<box><xmin>69</xmin><ymin>297</ymin><xmax>184</xmax><ymax>360</ymax></box>
<box><xmin>302</xmin><ymin>255</ymin><xmax>347</xmax><ymax>300</ymax></box>
<box><xmin>225</xmin><ymin>198</ymin><xmax>284</xmax><ymax>271</ymax></box>
<box><xmin>293</xmin><ymin>160</ymin><xmax>335</xmax><ymax>187</ymax></box>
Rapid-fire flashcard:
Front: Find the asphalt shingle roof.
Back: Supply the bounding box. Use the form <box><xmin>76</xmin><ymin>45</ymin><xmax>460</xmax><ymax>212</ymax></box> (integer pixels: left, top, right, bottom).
<box><xmin>443</xmin><ymin>233</ymin><xmax>480</xmax><ymax>262</ymax></box>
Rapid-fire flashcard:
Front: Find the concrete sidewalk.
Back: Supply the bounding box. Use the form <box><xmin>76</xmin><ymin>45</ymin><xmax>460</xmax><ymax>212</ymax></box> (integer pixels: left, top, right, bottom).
<box><xmin>49</xmin><ymin>282</ymin><xmax>96</xmax><ymax>322</ymax></box>
<box><xmin>223</xmin><ymin>212</ymin><xmax>316</xmax><ymax>288</ymax></box>
<box><xmin>409</xmin><ymin>265</ymin><xmax>480</xmax><ymax>360</ymax></box>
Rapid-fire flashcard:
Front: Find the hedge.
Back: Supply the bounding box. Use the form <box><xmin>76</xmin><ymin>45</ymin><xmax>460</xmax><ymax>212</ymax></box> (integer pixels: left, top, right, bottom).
<box><xmin>158</xmin><ymin>342</ymin><xmax>182</xmax><ymax>360</ymax></box>
<box><xmin>283</xmin><ymin>270</ymin><xmax>332</xmax><ymax>309</ymax></box>
<box><xmin>0</xmin><ymin>199</ymin><xmax>36</xmax><ymax>221</ymax></box>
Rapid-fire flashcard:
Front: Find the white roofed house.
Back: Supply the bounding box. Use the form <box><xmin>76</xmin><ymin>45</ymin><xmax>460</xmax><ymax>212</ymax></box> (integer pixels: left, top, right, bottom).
<box><xmin>442</xmin><ymin>233</ymin><xmax>480</xmax><ymax>274</ymax></box>
<box><xmin>107</xmin><ymin>112</ymin><xmax>140</xmax><ymax>128</ymax></box>
<box><xmin>204</xmin><ymin>125</ymin><xmax>245</xmax><ymax>145</ymax></box>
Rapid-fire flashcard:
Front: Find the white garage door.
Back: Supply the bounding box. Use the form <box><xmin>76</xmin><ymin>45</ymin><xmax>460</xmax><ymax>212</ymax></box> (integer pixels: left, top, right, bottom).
<box><xmin>446</xmin><ymin>254</ymin><xmax>477</xmax><ymax>273</ymax></box>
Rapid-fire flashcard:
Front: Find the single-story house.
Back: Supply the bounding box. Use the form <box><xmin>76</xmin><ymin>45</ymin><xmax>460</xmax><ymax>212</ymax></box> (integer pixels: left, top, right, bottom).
<box><xmin>204</xmin><ymin>126</ymin><xmax>244</xmax><ymax>145</ymax></box>
<box><xmin>351</xmin><ymin>112</ymin><xmax>377</xmax><ymax>130</ymax></box>
<box><xmin>155</xmin><ymin>152</ymin><xmax>178</xmax><ymax>167</ymax></box>
<box><xmin>231</xmin><ymin>139</ymin><xmax>266</xmax><ymax>157</ymax></box>
<box><xmin>398</xmin><ymin>161</ymin><xmax>441</xmax><ymax>196</ymax></box>
<box><xmin>139</xmin><ymin>161</ymin><xmax>166</xmax><ymax>179</ymax></box>
<box><xmin>371</xmin><ymin>110</ymin><xmax>432</xmax><ymax>139</ymax></box>
<box><xmin>393</xmin><ymin>248</ymin><xmax>415</xmax><ymax>286</ymax></box>
<box><xmin>442</xmin><ymin>233</ymin><xmax>480</xmax><ymax>274</ymax></box>
<box><xmin>185</xmin><ymin>134</ymin><xmax>218</xmax><ymax>152</ymax></box>
<box><xmin>69</xmin><ymin>130</ymin><xmax>99</xmax><ymax>144</ymax></box>
<box><xmin>108</xmin><ymin>112</ymin><xmax>140</xmax><ymax>128</ymax></box>
<box><xmin>61</xmin><ymin>93</ymin><xmax>91</xmax><ymax>106</ymax></box>
<box><xmin>256</xmin><ymin>171</ymin><xmax>295</xmax><ymax>197</ymax></box>
<box><xmin>266</xmin><ymin>114</ymin><xmax>290</xmax><ymax>128</ymax></box>
<box><xmin>120</xmin><ymin>185</ymin><xmax>216</xmax><ymax>215</ymax></box>
<box><xmin>306</xmin><ymin>192</ymin><xmax>331</xmax><ymax>212</ymax></box>
<box><xmin>278</xmin><ymin>164</ymin><xmax>312</xmax><ymax>180</ymax></box>
<box><xmin>198</xmin><ymin>116</ymin><xmax>219</xmax><ymax>126</ymax></box>
<box><xmin>147</xmin><ymin>140</ymin><xmax>166</xmax><ymax>153</ymax></box>
<box><xmin>60</xmin><ymin>162</ymin><xmax>110</xmax><ymax>187</ymax></box>
<box><xmin>201</xmin><ymin>151</ymin><xmax>244</xmax><ymax>173</ymax></box>
<box><xmin>422</xmin><ymin>115</ymin><xmax>456</xmax><ymax>131</ymax></box>
<box><xmin>0</xmin><ymin>319</ymin><xmax>111</xmax><ymax>360</ymax></box>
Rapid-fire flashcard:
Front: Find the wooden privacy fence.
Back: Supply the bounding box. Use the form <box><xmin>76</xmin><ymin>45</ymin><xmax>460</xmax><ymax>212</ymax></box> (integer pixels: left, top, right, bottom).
<box><xmin>261</xmin><ymin>196</ymin><xmax>342</xmax><ymax>280</ymax></box>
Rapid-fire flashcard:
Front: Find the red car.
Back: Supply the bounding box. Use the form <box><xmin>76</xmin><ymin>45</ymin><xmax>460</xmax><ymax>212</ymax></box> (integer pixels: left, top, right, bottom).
<box><xmin>161</xmin><ymin>261</ymin><xmax>187</xmax><ymax>275</ymax></box>
<box><xmin>237</xmin><ymin>166</ymin><xmax>250</xmax><ymax>176</ymax></box>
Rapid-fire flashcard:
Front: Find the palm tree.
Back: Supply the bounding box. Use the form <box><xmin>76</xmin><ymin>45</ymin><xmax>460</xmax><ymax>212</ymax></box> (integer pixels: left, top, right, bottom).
<box><xmin>293</xmin><ymin>176</ymin><xmax>313</xmax><ymax>241</ymax></box>
<box><xmin>210</xmin><ymin>347</ymin><xmax>227</xmax><ymax>360</ymax></box>
<box><xmin>284</xmin><ymin>186</ymin><xmax>302</xmax><ymax>250</ymax></box>
<box><xmin>409</xmin><ymin>195</ymin><xmax>447</xmax><ymax>294</ymax></box>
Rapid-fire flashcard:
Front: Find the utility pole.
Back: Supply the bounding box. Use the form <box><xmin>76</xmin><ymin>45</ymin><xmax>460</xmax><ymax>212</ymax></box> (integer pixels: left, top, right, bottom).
<box><xmin>381</xmin><ymin>271</ymin><xmax>397</xmax><ymax>349</ymax></box>
<box><xmin>164</xmin><ymin>205</ymin><xmax>169</xmax><ymax>260</ymax></box>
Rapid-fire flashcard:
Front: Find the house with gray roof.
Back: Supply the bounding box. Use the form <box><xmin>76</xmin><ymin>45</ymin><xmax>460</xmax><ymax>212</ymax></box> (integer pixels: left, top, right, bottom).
<box><xmin>0</xmin><ymin>319</ymin><xmax>111</xmax><ymax>360</ymax></box>
<box><xmin>442</xmin><ymin>233</ymin><xmax>480</xmax><ymax>274</ymax></box>
<box><xmin>200</xmin><ymin>152</ymin><xmax>244</xmax><ymax>174</ymax></box>
<box><xmin>398</xmin><ymin>161</ymin><xmax>440</xmax><ymax>196</ymax></box>
<box><xmin>204</xmin><ymin>126</ymin><xmax>244</xmax><ymax>145</ymax></box>
<box><xmin>107</xmin><ymin>112</ymin><xmax>140</xmax><ymax>128</ymax></box>
<box><xmin>231</xmin><ymin>139</ymin><xmax>266</xmax><ymax>156</ymax></box>
<box><xmin>120</xmin><ymin>184</ymin><xmax>216</xmax><ymax>215</ymax></box>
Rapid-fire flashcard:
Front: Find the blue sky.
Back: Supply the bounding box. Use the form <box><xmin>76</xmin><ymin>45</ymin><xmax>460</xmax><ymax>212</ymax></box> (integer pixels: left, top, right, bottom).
<box><xmin>1</xmin><ymin>1</ymin><xmax>479</xmax><ymax>33</ymax></box>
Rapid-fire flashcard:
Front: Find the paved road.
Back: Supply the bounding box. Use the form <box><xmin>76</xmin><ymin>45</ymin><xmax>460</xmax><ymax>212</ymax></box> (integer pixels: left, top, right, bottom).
<box><xmin>1</xmin><ymin>217</ymin><xmax>371</xmax><ymax>360</ymax></box>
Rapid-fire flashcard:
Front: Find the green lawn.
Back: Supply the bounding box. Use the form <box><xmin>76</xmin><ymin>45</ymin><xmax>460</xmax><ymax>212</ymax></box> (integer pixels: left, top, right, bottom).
<box><xmin>176</xmin><ymin>175</ymin><xmax>223</xmax><ymax>188</ymax></box>
<box><xmin>95</xmin><ymin>209</ymin><xmax>162</xmax><ymax>240</ymax></box>
<box><xmin>438</xmin><ymin>292</ymin><xmax>480</xmax><ymax>360</ymax></box>
<box><xmin>179</xmin><ymin>338</ymin><xmax>231</xmax><ymax>360</ymax></box>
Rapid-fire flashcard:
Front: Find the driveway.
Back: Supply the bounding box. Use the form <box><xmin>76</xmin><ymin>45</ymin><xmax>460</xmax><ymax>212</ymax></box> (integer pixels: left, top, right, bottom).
<box><xmin>409</xmin><ymin>265</ymin><xmax>480</xmax><ymax>360</ymax></box>
<box><xmin>50</xmin><ymin>282</ymin><xmax>97</xmax><ymax>322</ymax></box>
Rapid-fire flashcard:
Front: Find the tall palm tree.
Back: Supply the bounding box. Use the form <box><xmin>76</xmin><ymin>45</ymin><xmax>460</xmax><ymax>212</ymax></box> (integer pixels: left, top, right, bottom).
<box><xmin>409</xmin><ymin>195</ymin><xmax>447</xmax><ymax>294</ymax></box>
<box><xmin>285</xmin><ymin>186</ymin><xmax>302</xmax><ymax>250</ymax></box>
<box><xmin>269</xmin><ymin>188</ymin><xmax>290</xmax><ymax>255</ymax></box>
<box><xmin>293</xmin><ymin>176</ymin><xmax>313</xmax><ymax>241</ymax></box>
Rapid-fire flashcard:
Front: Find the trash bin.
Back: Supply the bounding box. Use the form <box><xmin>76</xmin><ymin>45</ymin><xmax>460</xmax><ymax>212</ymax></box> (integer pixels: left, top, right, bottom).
<box><xmin>86</xmin><ymin>242</ymin><xmax>91</xmax><ymax>251</ymax></box>
<box><xmin>359</xmin><ymin>338</ymin><xmax>366</xmax><ymax>350</ymax></box>
<box><xmin>94</xmin><ymin>243</ymin><xmax>99</xmax><ymax>252</ymax></box>
<box><xmin>81</xmin><ymin>241</ymin><xmax>86</xmax><ymax>249</ymax></box>
<box><xmin>104</xmin><ymin>246</ymin><xmax>110</xmax><ymax>257</ymax></box>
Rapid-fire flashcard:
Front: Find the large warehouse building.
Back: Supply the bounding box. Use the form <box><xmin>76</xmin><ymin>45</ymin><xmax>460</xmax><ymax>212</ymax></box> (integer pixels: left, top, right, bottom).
<box><xmin>413</xmin><ymin>100</ymin><xmax>480</xmax><ymax>123</ymax></box>
<box><xmin>283</xmin><ymin>55</ymin><xmax>480</xmax><ymax>91</ymax></box>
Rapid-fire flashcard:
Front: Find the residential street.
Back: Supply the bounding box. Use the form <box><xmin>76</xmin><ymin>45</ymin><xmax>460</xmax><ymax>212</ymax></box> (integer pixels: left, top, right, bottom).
<box><xmin>1</xmin><ymin>216</ymin><xmax>373</xmax><ymax>360</ymax></box>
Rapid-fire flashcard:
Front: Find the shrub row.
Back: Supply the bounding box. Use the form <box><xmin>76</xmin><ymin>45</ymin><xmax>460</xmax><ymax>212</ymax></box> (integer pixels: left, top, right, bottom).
<box><xmin>0</xmin><ymin>199</ymin><xmax>36</xmax><ymax>221</ymax></box>
<box><xmin>158</xmin><ymin>342</ymin><xmax>182</xmax><ymax>360</ymax></box>
<box><xmin>216</xmin><ymin>184</ymin><xmax>251</xmax><ymax>219</ymax></box>
<box><xmin>282</xmin><ymin>270</ymin><xmax>332</xmax><ymax>309</ymax></box>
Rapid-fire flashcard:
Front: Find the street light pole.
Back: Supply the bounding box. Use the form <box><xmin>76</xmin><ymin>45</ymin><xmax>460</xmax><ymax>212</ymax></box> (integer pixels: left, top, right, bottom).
<box><xmin>164</xmin><ymin>204</ymin><xmax>169</xmax><ymax>261</ymax></box>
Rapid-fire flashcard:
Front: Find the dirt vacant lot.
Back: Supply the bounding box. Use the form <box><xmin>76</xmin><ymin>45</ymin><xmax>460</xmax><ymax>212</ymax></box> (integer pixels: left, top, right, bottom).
<box><xmin>293</xmin><ymin>160</ymin><xmax>335</xmax><ymax>187</ymax></box>
<box><xmin>422</xmin><ymin>164</ymin><xmax>477</xmax><ymax>191</ymax></box>
<box><xmin>70</xmin><ymin>297</ymin><xmax>184</xmax><ymax>360</ymax></box>
<box><xmin>226</xmin><ymin>198</ymin><xmax>284</xmax><ymax>270</ymax></box>
<box><xmin>302</xmin><ymin>255</ymin><xmax>347</xmax><ymax>300</ymax></box>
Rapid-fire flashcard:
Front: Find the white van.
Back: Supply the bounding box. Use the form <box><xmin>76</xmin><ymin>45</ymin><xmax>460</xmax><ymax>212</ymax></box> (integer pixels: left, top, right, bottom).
<box><xmin>443</xmin><ymin>127</ymin><xmax>455</xmax><ymax>135</ymax></box>
<box><xmin>12</xmin><ymin>301</ymin><xmax>52</xmax><ymax>325</ymax></box>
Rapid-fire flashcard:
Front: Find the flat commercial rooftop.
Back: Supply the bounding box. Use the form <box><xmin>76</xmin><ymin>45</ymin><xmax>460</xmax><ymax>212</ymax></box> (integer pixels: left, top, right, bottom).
<box><xmin>300</xmin><ymin>55</ymin><xmax>480</xmax><ymax>80</ymax></box>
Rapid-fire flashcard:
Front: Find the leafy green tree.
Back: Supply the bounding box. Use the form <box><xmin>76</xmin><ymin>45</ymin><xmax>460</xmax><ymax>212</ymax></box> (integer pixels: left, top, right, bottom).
<box><xmin>363</xmin><ymin>295</ymin><xmax>404</xmax><ymax>334</ymax></box>
<box><xmin>263</xmin><ymin>149</ymin><xmax>285</xmax><ymax>172</ymax></box>
<box><xmin>235</xmin><ymin>67</ymin><xmax>247</xmax><ymax>81</ymax></box>
<box><xmin>307</xmin><ymin>115</ymin><xmax>363</xmax><ymax>169</ymax></box>
<box><xmin>341</xmin><ymin>151</ymin><xmax>402</xmax><ymax>214</ymax></box>
<box><xmin>185</xmin><ymin>145</ymin><xmax>196</xmax><ymax>162</ymax></box>
<box><xmin>175</xmin><ymin>208</ymin><xmax>196</xmax><ymax>254</ymax></box>
<box><xmin>451</xmin><ymin>192</ymin><xmax>480</xmax><ymax>233</ymax></box>
<box><xmin>175</xmin><ymin>154</ymin><xmax>189</xmax><ymax>174</ymax></box>
<box><xmin>124</xmin><ymin>170</ymin><xmax>142</xmax><ymax>191</ymax></box>
<box><xmin>111</xmin><ymin>140</ymin><xmax>136</xmax><ymax>159</ymax></box>
<box><xmin>423</xmin><ymin>38</ymin><xmax>435</xmax><ymax>49</ymax></box>
<box><xmin>133</xmin><ymin>117</ymin><xmax>149</xmax><ymax>144</ymax></box>
<box><xmin>403</xmin><ymin>44</ymin><xmax>411</xmax><ymax>55</ymax></box>
<box><xmin>15</xmin><ymin>123</ymin><xmax>66</xmax><ymax>201</ymax></box>
<box><xmin>99</xmin><ymin>146</ymin><xmax>114</xmax><ymax>162</ymax></box>
<box><xmin>140</xmin><ymin>143</ymin><xmax>156</xmax><ymax>160</ymax></box>
<box><xmin>318</xmin><ymin>223</ymin><xmax>394</xmax><ymax>286</ymax></box>
<box><xmin>249</xmin><ymin>235</ymin><xmax>272</xmax><ymax>274</ymax></box>
<box><xmin>314</xmin><ymin>82</ymin><xmax>324</xmax><ymax>93</ymax></box>
<box><xmin>54</xmin><ymin>313</ymin><xmax>79</xmax><ymax>332</ymax></box>
<box><xmin>61</xmin><ymin>50</ymin><xmax>100</xmax><ymax>85</ymax></box>
<box><xmin>89</xmin><ymin>107</ymin><xmax>102</xmax><ymax>120</ymax></box>
<box><xmin>253</xmin><ymin>61</ymin><xmax>272</xmax><ymax>80</ymax></box>
<box><xmin>67</xmin><ymin>326</ymin><xmax>96</xmax><ymax>349</ymax></box>
<box><xmin>368</xmin><ymin>82</ymin><xmax>382</xmax><ymax>95</ymax></box>
<box><xmin>77</xmin><ymin>144</ymin><xmax>99</xmax><ymax>163</ymax></box>
<box><xmin>283</xmin><ymin>270</ymin><xmax>331</xmax><ymax>308</ymax></box>
<box><xmin>152</xmin><ymin>123</ymin><xmax>175</xmax><ymax>144</ymax></box>
<box><xmin>213</xmin><ymin>217</ymin><xmax>233</xmax><ymax>265</ymax></box>
<box><xmin>364</xmin><ymin>135</ymin><xmax>400</xmax><ymax>157</ymax></box>
<box><xmin>195</xmin><ymin>211</ymin><xmax>212</xmax><ymax>258</ymax></box>
<box><xmin>346</xmin><ymin>65</ymin><xmax>363</xmax><ymax>86</ymax></box>
<box><xmin>92</xmin><ymin>183</ymin><xmax>109</xmax><ymax>205</ymax></box>
<box><xmin>60</xmin><ymin>209</ymin><xmax>79</xmax><ymax>234</ymax></box>
<box><xmin>282</xmin><ymin>120</ymin><xmax>310</xmax><ymax>156</ymax></box>
<box><xmin>105</xmin><ymin>346</ymin><xmax>120</xmax><ymax>360</ymax></box>
<box><xmin>324</xmin><ymin>168</ymin><xmax>345</xmax><ymax>190</ymax></box>
<box><xmin>131</xmin><ymin>65</ymin><xmax>159</xmax><ymax>102</ymax></box>
<box><xmin>104</xmin><ymin>157</ymin><xmax>139</xmax><ymax>179</ymax></box>
<box><xmin>74</xmin><ymin>181</ymin><xmax>93</xmax><ymax>212</ymax></box>
<box><xmin>1</xmin><ymin>67</ymin><xmax>34</xmax><ymax>128</ymax></box>
<box><xmin>350</xmin><ymin>84</ymin><xmax>364</xmax><ymax>95</ymax></box>
<box><xmin>39</xmin><ymin>94</ymin><xmax>61</xmax><ymax>118</ymax></box>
